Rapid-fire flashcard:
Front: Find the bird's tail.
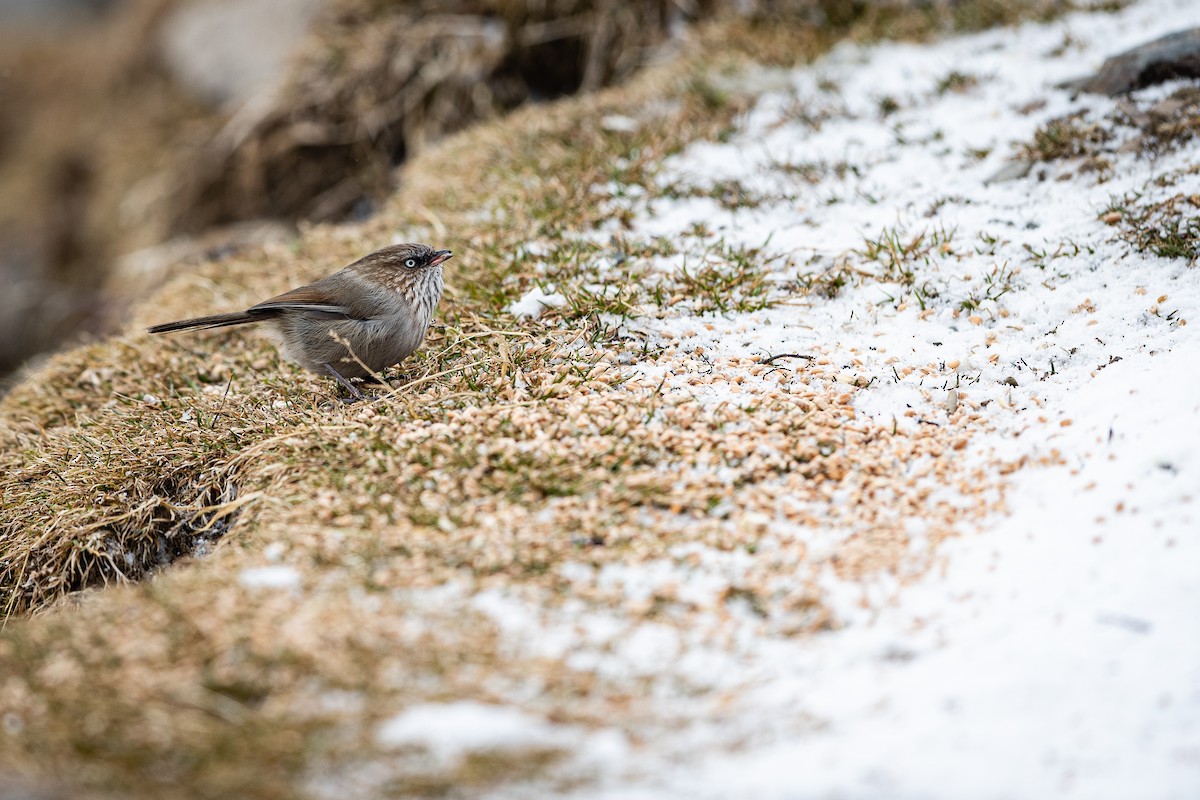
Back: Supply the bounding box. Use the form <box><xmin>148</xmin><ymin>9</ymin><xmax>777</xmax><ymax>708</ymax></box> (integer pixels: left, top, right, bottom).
<box><xmin>147</xmin><ymin>311</ymin><xmax>258</xmax><ymax>334</ymax></box>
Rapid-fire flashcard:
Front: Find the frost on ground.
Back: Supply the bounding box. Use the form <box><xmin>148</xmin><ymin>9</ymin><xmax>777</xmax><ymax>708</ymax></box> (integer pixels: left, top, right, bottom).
<box><xmin>503</xmin><ymin>1</ymin><xmax>1200</xmax><ymax>797</ymax></box>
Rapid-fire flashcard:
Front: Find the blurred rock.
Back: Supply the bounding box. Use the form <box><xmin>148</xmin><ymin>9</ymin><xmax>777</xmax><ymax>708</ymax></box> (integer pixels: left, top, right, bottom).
<box><xmin>0</xmin><ymin>0</ymin><xmax>117</xmax><ymax>28</ymax></box>
<box><xmin>168</xmin><ymin>1</ymin><xmax>685</xmax><ymax>229</ymax></box>
<box><xmin>1066</xmin><ymin>27</ymin><xmax>1200</xmax><ymax>96</ymax></box>
<box><xmin>110</xmin><ymin>219</ymin><xmax>294</xmax><ymax>299</ymax></box>
<box><xmin>157</xmin><ymin>0</ymin><xmax>326</xmax><ymax>109</ymax></box>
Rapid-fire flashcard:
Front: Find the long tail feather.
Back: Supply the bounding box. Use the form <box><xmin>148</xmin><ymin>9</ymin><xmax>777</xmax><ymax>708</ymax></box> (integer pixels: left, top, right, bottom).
<box><xmin>147</xmin><ymin>311</ymin><xmax>259</xmax><ymax>334</ymax></box>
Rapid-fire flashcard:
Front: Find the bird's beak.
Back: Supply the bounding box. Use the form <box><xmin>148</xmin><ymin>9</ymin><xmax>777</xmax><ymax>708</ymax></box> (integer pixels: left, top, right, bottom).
<box><xmin>429</xmin><ymin>250</ymin><xmax>453</xmax><ymax>267</ymax></box>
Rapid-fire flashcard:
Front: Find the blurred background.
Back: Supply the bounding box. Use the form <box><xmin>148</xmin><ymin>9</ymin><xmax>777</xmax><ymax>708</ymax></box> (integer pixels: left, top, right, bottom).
<box><xmin>0</xmin><ymin>0</ymin><xmax>756</xmax><ymax>390</ymax></box>
<box><xmin>2</xmin><ymin>0</ymin><xmax>996</xmax><ymax>390</ymax></box>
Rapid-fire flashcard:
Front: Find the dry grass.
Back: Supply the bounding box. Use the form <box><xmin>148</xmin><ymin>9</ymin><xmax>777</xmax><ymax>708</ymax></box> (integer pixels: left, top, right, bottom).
<box><xmin>1019</xmin><ymin>85</ymin><xmax>1200</xmax><ymax>181</ymax></box>
<box><xmin>0</xmin><ymin>3</ymin><xmax>1092</xmax><ymax>797</ymax></box>
<box><xmin>173</xmin><ymin>0</ymin><xmax>686</xmax><ymax>228</ymax></box>
<box><xmin>1105</xmin><ymin>189</ymin><xmax>1200</xmax><ymax>263</ymax></box>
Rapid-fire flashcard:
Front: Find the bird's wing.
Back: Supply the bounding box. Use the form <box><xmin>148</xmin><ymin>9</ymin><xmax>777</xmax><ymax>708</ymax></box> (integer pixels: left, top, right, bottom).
<box><xmin>247</xmin><ymin>284</ymin><xmax>356</xmax><ymax>319</ymax></box>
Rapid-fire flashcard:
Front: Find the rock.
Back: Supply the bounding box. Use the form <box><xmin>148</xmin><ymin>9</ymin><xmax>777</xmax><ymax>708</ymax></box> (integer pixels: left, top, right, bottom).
<box><xmin>0</xmin><ymin>0</ymin><xmax>116</xmax><ymax>28</ymax></box>
<box><xmin>1066</xmin><ymin>27</ymin><xmax>1200</xmax><ymax>96</ymax></box>
<box><xmin>110</xmin><ymin>219</ymin><xmax>294</xmax><ymax>299</ymax></box>
<box><xmin>157</xmin><ymin>0</ymin><xmax>326</xmax><ymax>109</ymax></box>
<box><xmin>984</xmin><ymin>159</ymin><xmax>1034</xmax><ymax>185</ymax></box>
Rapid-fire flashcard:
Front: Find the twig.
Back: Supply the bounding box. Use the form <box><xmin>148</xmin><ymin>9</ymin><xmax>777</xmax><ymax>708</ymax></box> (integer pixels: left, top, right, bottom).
<box><xmin>760</xmin><ymin>352</ymin><xmax>815</xmax><ymax>365</ymax></box>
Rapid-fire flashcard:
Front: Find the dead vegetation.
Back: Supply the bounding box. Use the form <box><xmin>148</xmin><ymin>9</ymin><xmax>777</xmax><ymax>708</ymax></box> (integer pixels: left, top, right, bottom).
<box><xmin>173</xmin><ymin>0</ymin><xmax>684</xmax><ymax>228</ymax></box>
<box><xmin>1105</xmin><ymin>189</ymin><xmax>1200</xmax><ymax>262</ymax></box>
<box><xmin>1014</xmin><ymin>84</ymin><xmax>1200</xmax><ymax>262</ymax></box>
<box><xmin>1020</xmin><ymin>85</ymin><xmax>1200</xmax><ymax>178</ymax></box>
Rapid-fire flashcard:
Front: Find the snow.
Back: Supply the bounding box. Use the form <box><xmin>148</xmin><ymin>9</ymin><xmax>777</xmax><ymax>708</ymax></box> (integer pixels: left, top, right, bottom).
<box><xmin>237</xmin><ymin>564</ymin><xmax>301</xmax><ymax>590</ymax></box>
<box><xmin>508</xmin><ymin>285</ymin><xmax>567</xmax><ymax>320</ymax></box>
<box><xmin>634</xmin><ymin>349</ymin><xmax>1200</xmax><ymax>800</ymax></box>
<box><xmin>376</xmin><ymin>701</ymin><xmax>632</xmax><ymax>776</ymax></box>
<box><xmin>357</xmin><ymin>1</ymin><xmax>1200</xmax><ymax>796</ymax></box>
<box><xmin>376</xmin><ymin>701</ymin><xmax>563</xmax><ymax>760</ymax></box>
<box><xmin>560</xmin><ymin>0</ymin><xmax>1199</xmax><ymax>796</ymax></box>
<box><xmin>600</xmin><ymin>114</ymin><xmax>640</xmax><ymax>133</ymax></box>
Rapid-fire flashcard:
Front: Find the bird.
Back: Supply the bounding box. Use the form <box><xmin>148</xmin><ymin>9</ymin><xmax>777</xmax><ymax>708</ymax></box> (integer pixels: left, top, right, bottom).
<box><xmin>148</xmin><ymin>243</ymin><xmax>451</xmax><ymax>399</ymax></box>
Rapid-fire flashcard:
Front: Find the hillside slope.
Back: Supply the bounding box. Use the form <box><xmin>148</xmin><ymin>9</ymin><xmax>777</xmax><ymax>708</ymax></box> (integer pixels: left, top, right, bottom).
<box><xmin>2</xmin><ymin>1</ymin><xmax>1198</xmax><ymax>797</ymax></box>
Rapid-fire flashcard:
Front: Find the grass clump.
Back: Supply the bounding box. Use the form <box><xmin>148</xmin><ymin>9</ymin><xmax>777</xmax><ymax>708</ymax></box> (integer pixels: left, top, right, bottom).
<box><xmin>935</xmin><ymin>70</ymin><xmax>980</xmax><ymax>94</ymax></box>
<box><xmin>676</xmin><ymin>242</ymin><xmax>775</xmax><ymax>315</ymax></box>
<box><xmin>958</xmin><ymin>261</ymin><xmax>1017</xmax><ymax>312</ymax></box>
<box><xmin>1105</xmin><ymin>192</ymin><xmax>1200</xmax><ymax>262</ymax></box>
<box><xmin>0</xmin><ymin>367</ymin><xmax>277</xmax><ymax>616</ymax></box>
<box><xmin>1017</xmin><ymin>87</ymin><xmax>1200</xmax><ymax>175</ymax></box>
<box><xmin>855</xmin><ymin>224</ymin><xmax>957</xmax><ymax>286</ymax></box>
<box><xmin>1021</xmin><ymin>114</ymin><xmax>1112</xmax><ymax>162</ymax></box>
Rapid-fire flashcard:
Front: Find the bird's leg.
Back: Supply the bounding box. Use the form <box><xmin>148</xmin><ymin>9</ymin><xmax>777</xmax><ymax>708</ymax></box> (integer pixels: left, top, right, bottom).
<box><xmin>359</xmin><ymin>371</ymin><xmax>391</xmax><ymax>387</ymax></box>
<box><xmin>323</xmin><ymin>363</ymin><xmax>366</xmax><ymax>402</ymax></box>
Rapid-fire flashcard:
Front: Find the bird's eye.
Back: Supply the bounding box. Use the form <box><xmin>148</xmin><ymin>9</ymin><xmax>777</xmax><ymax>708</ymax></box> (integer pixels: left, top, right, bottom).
<box><xmin>404</xmin><ymin>258</ymin><xmax>417</xmax><ymax>268</ymax></box>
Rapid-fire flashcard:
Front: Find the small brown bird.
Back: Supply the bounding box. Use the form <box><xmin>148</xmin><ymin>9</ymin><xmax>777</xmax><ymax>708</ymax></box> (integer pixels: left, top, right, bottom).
<box><xmin>149</xmin><ymin>243</ymin><xmax>451</xmax><ymax>398</ymax></box>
